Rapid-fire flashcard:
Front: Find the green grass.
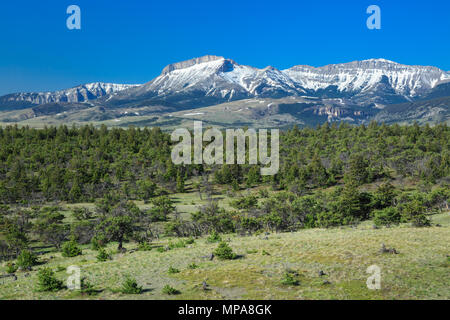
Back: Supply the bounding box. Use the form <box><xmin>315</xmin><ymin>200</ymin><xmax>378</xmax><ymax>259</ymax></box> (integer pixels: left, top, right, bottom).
<box><xmin>1</xmin><ymin>211</ymin><xmax>449</xmax><ymax>300</ymax></box>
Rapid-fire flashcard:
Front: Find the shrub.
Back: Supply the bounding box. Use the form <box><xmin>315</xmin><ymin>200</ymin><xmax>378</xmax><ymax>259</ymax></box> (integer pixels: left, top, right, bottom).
<box><xmin>258</xmin><ymin>189</ymin><xmax>269</xmax><ymax>198</ymax></box>
<box><xmin>191</xmin><ymin>202</ymin><xmax>235</xmax><ymax>234</ymax></box>
<box><xmin>254</xmin><ymin>229</ymin><xmax>263</xmax><ymax>236</ymax></box>
<box><xmin>91</xmin><ymin>235</ymin><xmax>106</xmax><ymax>250</ymax></box>
<box><xmin>373</xmin><ymin>207</ymin><xmax>401</xmax><ymax>226</ymax></box>
<box><xmin>80</xmin><ymin>278</ymin><xmax>96</xmax><ymax>296</ymax></box>
<box><xmin>188</xmin><ymin>263</ymin><xmax>199</xmax><ymax>269</ymax></box>
<box><xmin>168</xmin><ymin>266</ymin><xmax>180</xmax><ymax>274</ymax></box>
<box><xmin>185</xmin><ymin>237</ymin><xmax>195</xmax><ymax>245</ymax></box>
<box><xmin>96</xmin><ymin>248</ymin><xmax>111</xmax><ymax>262</ymax></box>
<box><xmin>206</xmin><ymin>230</ymin><xmax>222</xmax><ymax>243</ymax></box>
<box><xmin>168</xmin><ymin>239</ymin><xmax>186</xmax><ymax>249</ymax></box>
<box><xmin>280</xmin><ymin>272</ymin><xmax>299</xmax><ymax>286</ymax></box>
<box><xmin>162</xmin><ymin>285</ymin><xmax>180</xmax><ymax>295</ymax></box>
<box><xmin>72</xmin><ymin>207</ymin><xmax>93</xmax><ymax>221</ymax></box>
<box><xmin>16</xmin><ymin>250</ymin><xmax>38</xmax><ymax>270</ymax></box>
<box><xmin>238</xmin><ymin>216</ymin><xmax>262</xmax><ymax>234</ymax></box>
<box><xmin>157</xmin><ymin>247</ymin><xmax>166</xmax><ymax>253</ymax></box>
<box><xmin>137</xmin><ymin>242</ymin><xmax>152</xmax><ymax>251</ymax></box>
<box><xmin>149</xmin><ymin>196</ymin><xmax>175</xmax><ymax>221</ymax></box>
<box><xmin>372</xmin><ymin>183</ymin><xmax>396</xmax><ymax>209</ymax></box>
<box><xmin>120</xmin><ymin>276</ymin><xmax>143</xmax><ymax>294</ymax></box>
<box><xmin>55</xmin><ymin>265</ymin><xmax>65</xmax><ymax>272</ymax></box>
<box><xmin>232</xmin><ymin>179</ymin><xmax>239</xmax><ymax>191</ymax></box>
<box><xmin>61</xmin><ymin>240</ymin><xmax>82</xmax><ymax>257</ymax></box>
<box><xmin>36</xmin><ymin>268</ymin><xmax>63</xmax><ymax>292</ymax></box>
<box><xmin>71</xmin><ymin>220</ymin><xmax>95</xmax><ymax>245</ymax></box>
<box><xmin>316</xmin><ymin>210</ymin><xmax>344</xmax><ymax>228</ymax></box>
<box><xmin>213</xmin><ymin>242</ymin><xmax>236</xmax><ymax>260</ymax></box>
<box><xmin>163</xmin><ymin>221</ymin><xmax>183</xmax><ymax>237</ymax></box>
<box><xmin>230</xmin><ymin>195</ymin><xmax>258</xmax><ymax>210</ymax></box>
<box><xmin>6</xmin><ymin>263</ymin><xmax>18</xmax><ymax>274</ymax></box>
<box><xmin>401</xmin><ymin>199</ymin><xmax>431</xmax><ymax>227</ymax></box>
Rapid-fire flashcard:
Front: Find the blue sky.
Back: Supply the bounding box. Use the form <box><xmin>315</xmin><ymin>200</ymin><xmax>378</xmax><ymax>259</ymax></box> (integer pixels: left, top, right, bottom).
<box><xmin>0</xmin><ymin>0</ymin><xmax>449</xmax><ymax>95</ymax></box>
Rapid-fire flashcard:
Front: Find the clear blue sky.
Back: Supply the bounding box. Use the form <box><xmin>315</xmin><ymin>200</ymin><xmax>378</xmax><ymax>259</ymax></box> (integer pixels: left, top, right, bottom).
<box><xmin>0</xmin><ymin>0</ymin><xmax>449</xmax><ymax>95</ymax></box>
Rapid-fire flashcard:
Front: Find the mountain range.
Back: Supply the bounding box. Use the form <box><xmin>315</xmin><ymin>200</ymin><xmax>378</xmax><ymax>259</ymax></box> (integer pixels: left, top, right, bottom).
<box><xmin>0</xmin><ymin>55</ymin><xmax>449</xmax><ymax>128</ymax></box>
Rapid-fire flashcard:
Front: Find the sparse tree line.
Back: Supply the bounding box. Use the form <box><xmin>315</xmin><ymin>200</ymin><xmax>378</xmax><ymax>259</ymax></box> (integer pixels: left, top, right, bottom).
<box><xmin>169</xmin><ymin>182</ymin><xmax>449</xmax><ymax>236</ymax></box>
<box><xmin>0</xmin><ymin>193</ymin><xmax>176</xmax><ymax>261</ymax></box>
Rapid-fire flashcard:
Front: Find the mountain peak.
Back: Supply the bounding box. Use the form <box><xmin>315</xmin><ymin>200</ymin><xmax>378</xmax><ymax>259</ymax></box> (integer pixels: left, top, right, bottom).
<box><xmin>161</xmin><ymin>55</ymin><xmax>226</xmax><ymax>75</ymax></box>
<box><xmin>0</xmin><ymin>82</ymin><xmax>137</xmax><ymax>107</ymax></box>
<box><xmin>2</xmin><ymin>57</ymin><xmax>448</xmax><ymax>113</ymax></box>
<box><xmin>363</xmin><ymin>58</ymin><xmax>397</xmax><ymax>64</ymax></box>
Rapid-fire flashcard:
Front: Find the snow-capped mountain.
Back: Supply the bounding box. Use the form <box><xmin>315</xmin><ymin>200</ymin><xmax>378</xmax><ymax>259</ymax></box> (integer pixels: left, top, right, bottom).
<box><xmin>1</xmin><ymin>56</ymin><xmax>449</xmax><ymax>112</ymax></box>
<box><xmin>284</xmin><ymin>59</ymin><xmax>450</xmax><ymax>104</ymax></box>
<box><xmin>0</xmin><ymin>82</ymin><xmax>139</xmax><ymax>109</ymax></box>
<box><xmin>106</xmin><ymin>56</ymin><xmax>449</xmax><ymax>109</ymax></box>
<box><xmin>155</xmin><ymin>55</ymin><xmax>304</xmax><ymax>97</ymax></box>
<box><xmin>106</xmin><ymin>55</ymin><xmax>307</xmax><ymax>109</ymax></box>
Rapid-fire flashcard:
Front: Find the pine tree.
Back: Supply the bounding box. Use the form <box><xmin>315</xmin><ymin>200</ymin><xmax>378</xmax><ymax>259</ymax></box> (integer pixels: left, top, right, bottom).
<box><xmin>176</xmin><ymin>174</ymin><xmax>185</xmax><ymax>193</ymax></box>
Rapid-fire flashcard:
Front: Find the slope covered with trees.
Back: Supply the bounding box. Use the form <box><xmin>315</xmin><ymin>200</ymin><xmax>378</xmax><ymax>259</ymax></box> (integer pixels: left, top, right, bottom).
<box><xmin>0</xmin><ymin>122</ymin><xmax>449</xmax><ymax>263</ymax></box>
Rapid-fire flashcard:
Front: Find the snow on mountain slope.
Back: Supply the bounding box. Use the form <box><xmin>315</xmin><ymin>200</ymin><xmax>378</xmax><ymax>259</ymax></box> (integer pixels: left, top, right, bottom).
<box><xmin>113</xmin><ymin>56</ymin><xmax>306</xmax><ymax>108</ymax></box>
<box><xmin>141</xmin><ymin>56</ymin><xmax>246</xmax><ymax>97</ymax></box>
<box><xmin>123</xmin><ymin>56</ymin><xmax>449</xmax><ymax>108</ymax></box>
<box><xmin>2</xmin><ymin>56</ymin><xmax>449</xmax><ymax>111</ymax></box>
<box><xmin>284</xmin><ymin>59</ymin><xmax>449</xmax><ymax>98</ymax></box>
<box><xmin>0</xmin><ymin>82</ymin><xmax>139</xmax><ymax>106</ymax></box>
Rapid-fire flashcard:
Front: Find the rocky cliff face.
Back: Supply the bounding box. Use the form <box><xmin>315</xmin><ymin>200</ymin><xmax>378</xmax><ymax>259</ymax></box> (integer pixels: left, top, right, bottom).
<box><xmin>284</xmin><ymin>59</ymin><xmax>449</xmax><ymax>104</ymax></box>
<box><xmin>106</xmin><ymin>56</ymin><xmax>449</xmax><ymax>108</ymax></box>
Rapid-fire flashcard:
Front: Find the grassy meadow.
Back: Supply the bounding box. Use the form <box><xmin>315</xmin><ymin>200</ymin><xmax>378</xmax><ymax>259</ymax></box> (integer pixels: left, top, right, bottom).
<box><xmin>1</xmin><ymin>188</ymin><xmax>448</xmax><ymax>300</ymax></box>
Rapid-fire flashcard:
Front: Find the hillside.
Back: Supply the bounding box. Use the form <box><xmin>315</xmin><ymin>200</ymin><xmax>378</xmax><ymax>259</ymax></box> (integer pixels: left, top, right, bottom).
<box><xmin>0</xmin><ymin>123</ymin><xmax>448</xmax><ymax>300</ymax></box>
<box><xmin>374</xmin><ymin>96</ymin><xmax>450</xmax><ymax>125</ymax></box>
<box><xmin>1</xmin><ymin>194</ymin><xmax>448</xmax><ymax>300</ymax></box>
